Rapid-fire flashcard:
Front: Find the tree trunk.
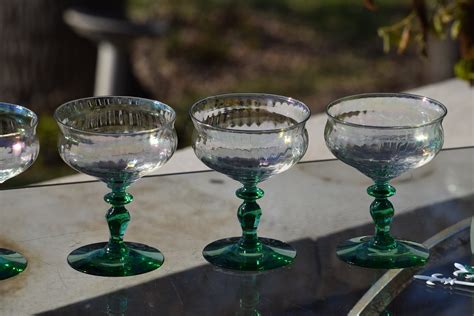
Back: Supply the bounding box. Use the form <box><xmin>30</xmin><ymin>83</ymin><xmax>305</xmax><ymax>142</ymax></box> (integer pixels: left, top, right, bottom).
<box><xmin>0</xmin><ymin>0</ymin><xmax>98</xmax><ymax>113</ymax></box>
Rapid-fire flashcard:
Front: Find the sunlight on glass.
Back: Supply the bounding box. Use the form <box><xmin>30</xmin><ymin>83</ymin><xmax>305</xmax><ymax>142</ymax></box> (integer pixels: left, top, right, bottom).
<box><xmin>12</xmin><ymin>142</ymin><xmax>23</xmax><ymax>156</ymax></box>
<box><xmin>127</xmin><ymin>160</ymin><xmax>137</xmax><ymax>169</ymax></box>
<box><xmin>149</xmin><ymin>134</ymin><xmax>160</xmax><ymax>146</ymax></box>
<box><xmin>415</xmin><ymin>133</ymin><xmax>428</xmax><ymax>142</ymax></box>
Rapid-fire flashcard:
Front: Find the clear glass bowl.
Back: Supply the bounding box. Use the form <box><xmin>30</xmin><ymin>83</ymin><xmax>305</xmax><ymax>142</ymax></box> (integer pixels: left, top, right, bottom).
<box><xmin>55</xmin><ymin>96</ymin><xmax>177</xmax><ymax>276</ymax></box>
<box><xmin>191</xmin><ymin>93</ymin><xmax>310</xmax><ymax>271</ymax></box>
<box><xmin>0</xmin><ymin>102</ymin><xmax>39</xmax><ymax>279</ymax></box>
<box><xmin>325</xmin><ymin>93</ymin><xmax>447</xmax><ymax>268</ymax></box>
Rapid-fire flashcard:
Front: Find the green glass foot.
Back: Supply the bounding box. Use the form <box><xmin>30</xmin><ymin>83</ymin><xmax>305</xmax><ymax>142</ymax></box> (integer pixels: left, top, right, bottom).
<box><xmin>67</xmin><ymin>242</ymin><xmax>164</xmax><ymax>277</ymax></box>
<box><xmin>203</xmin><ymin>237</ymin><xmax>296</xmax><ymax>271</ymax></box>
<box><xmin>336</xmin><ymin>236</ymin><xmax>429</xmax><ymax>269</ymax></box>
<box><xmin>0</xmin><ymin>248</ymin><xmax>27</xmax><ymax>280</ymax></box>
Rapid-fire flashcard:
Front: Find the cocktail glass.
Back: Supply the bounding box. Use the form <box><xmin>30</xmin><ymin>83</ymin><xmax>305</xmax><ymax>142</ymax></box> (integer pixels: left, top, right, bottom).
<box><xmin>0</xmin><ymin>102</ymin><xmax>39</xmax><ymax>280</ymax></box>
<box><xmin>324</xmin><ymin>93</ymin><xmax>447</xmax><ymax>268</ymax></box>
<box><xmin>190</xmin><ymin>93</ymin><xmax>310</xmax><ymax>271</ymax></box>
<box><xmin>55</xmin><ymin>96</ymin><xmax>177</xmax><ymax>276</ymax></box>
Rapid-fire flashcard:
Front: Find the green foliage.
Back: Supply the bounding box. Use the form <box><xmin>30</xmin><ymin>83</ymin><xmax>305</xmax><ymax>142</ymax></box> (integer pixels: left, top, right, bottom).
<box><xmin>37</xmin><ymin>114</ymin><xmax>59</xmax><ymax>162</ymax></box>
<box><xmin>455</xmin><ymin>58</ymin><xmax>474</xmax><ymax>81</ymax></box>
<box><xmin>373</xmin><ymin>0</ymin><xmax>474</xmax><ymax>84</ymax></box>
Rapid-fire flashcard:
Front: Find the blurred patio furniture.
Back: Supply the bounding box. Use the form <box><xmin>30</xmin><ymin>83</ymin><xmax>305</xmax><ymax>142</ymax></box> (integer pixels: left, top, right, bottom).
<box><xmin>64</xmin><ymin>6</ymin><xmax>166</xmax><ymax>96</ymax></box>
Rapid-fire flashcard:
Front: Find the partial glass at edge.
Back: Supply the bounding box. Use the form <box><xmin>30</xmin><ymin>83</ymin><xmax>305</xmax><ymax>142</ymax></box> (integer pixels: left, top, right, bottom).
<box><xmin>324</xmin><ymin>93</ymin><xmax>447</xmax><ymax>269</ymax></box>
<box><xmin>55</xmin><ymin>96</ymin><xmax>177</xmax><ymax>276</ymax></box>
<box><xmin>190</xmin><ymin>93</ymin><xmax>310</xmax><ymax>271</ymax></box>
<box><xmin>0</xmin><ymin>102</ymin><xmax>39</xmax><ymax>279</ymax></box>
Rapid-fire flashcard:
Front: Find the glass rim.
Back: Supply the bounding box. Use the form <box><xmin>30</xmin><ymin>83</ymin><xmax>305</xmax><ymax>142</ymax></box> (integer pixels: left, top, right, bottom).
<box><xmin>325</xmin><ymin>92</ymin><xmax>448</xmax><ymax>130</ymax></box>
<box><xmin>189</xmin><ymin>93</ymin><xmax>311</xmax><ymax>134</ymax></box>
<box><xmin>54</xmin><ymin>96</ymin><xmax>176</xmax><ymax>136</ymax></box>
<box><xmin>0</xmin><ymin>102</ymin><xmax>38</xmax><ymax>138</ymax></box>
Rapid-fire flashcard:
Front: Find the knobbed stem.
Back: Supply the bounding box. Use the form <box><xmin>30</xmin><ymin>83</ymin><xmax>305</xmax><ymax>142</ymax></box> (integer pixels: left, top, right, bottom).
<box><xmin>367</xmin><ymin>183</ymin><xmax>397</xmax><ymax>249</ymax></box>
<box><xmin>236</xmin><ymin>186</ymin><xmax>264</xmax><ymax>253</ymax></box>
<box><xmin>104</xmin><ymin>188</ymin><xmax>133</xmax><ymax>258</ymax></box>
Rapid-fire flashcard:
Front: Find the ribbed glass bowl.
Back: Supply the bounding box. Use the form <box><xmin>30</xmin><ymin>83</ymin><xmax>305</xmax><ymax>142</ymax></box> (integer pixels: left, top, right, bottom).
<box><xmin>190</xmin><ymin>93</ymin><xmax>310</xmax><ymax>271</ymax></box>
<box><xmin>55</xmin><ymin>96</ymin><xmax>177</xmax><ymax>277</ymax></box>
<box><xmin>0</xmin><ymin>102</ymin><xmax>39</xmax><ymax>280</ymax></box>
<box><xmin>324</xmin><ymin>93</ymin><xmax>447</xmax><ymax>269</ymax></box>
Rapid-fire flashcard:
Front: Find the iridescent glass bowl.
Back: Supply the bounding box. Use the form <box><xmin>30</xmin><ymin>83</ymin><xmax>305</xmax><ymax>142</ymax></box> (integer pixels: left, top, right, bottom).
<box><xmin>324</xmin><ymin>93</ymin><xmax>447</xmax><ymax>268</ymax></box>
<box><xmin>190</xmin><ymin>93</ymin><xmax>310</xmax><ymax>271</ymax></box>
<box><xmin>55</xmin><ymin>96</ymin><xmax>177</xmax><ymax>276</ymax></box>
<box><xmin>0</xmin><ymin>102</ymin><xmax>39</xmax><ymax>280</ymax></box>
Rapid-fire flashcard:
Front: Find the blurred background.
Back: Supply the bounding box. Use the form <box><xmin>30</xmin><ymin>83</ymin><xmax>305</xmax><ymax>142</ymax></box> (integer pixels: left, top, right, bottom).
<box><xmin>0</xmin><ymin>0</ymin><xmax>467</xmax><ymax>187</ymax></box>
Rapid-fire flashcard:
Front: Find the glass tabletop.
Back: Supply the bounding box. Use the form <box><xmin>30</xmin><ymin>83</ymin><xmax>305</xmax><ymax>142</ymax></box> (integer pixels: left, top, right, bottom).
<box><xmin>0</xmin><ymin>147</ymin><xmax>472</xmax><ymax>315</ymax></box>
<box><xmin>387</xmin><ymin>224</ymin><xmax>472</xmax><ymax>316</ymax></box>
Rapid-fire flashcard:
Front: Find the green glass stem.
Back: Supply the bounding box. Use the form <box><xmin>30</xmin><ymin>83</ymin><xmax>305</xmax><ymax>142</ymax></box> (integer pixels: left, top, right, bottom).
<box><xmin>336</xmin><ymin>181</ymin><xmax>429</xmax><ymax>268</ymax></box>
<box><xmin>236</xmin><ymin>186</ymin><xmax>264</xmax><ymax>253</ymax></box>
<box><xmin>67</xmin><ymin>185</ymin><xmax>164</xmax><ymax>276</ymax></box>
<box><xmin>103</xmin><ymin>189</ymin><xmax>133</xmax><ymax>259</ymax></box>
<box><xmin>367</xmin><ymin>183</ymin><xmax>397</xmax><ymax>250</ymax></box>
<box><xmin>202</xmin><ymin>184</ymin><xmax>296</xmax><ymax>271</ymax></box>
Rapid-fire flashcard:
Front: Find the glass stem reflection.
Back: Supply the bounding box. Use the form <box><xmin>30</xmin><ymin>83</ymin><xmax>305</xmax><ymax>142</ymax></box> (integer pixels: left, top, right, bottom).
<box><xmin>236</xmin><ymin>186</ymin><xmax>264</xmax><ymax>253</ymax></box>
<box><xmin>237</xmin><ymin>274</ymin><xmax>260</xmax><ymax>316</ymax></box>
<box><xmin>368</xmin><ymin>182</ymin><xmax>397</xmax><ymax>250</ymax></box>
<box><xmin>104</xmin><ymin>187</ymin><xmax>133</xmax><ymax>258</ymax></box>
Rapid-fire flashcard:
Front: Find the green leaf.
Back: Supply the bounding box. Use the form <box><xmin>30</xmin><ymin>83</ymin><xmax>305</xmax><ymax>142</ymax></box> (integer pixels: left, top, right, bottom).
<box><xmin>451</xmin><ymin>20</ymin><xmax>461</xmax><ymax>39</ymax></box>
<box><xmin>454</xmin><ymin>58</ymin><xmax>474</xmax><ymax>83</ymax></box>
<box><xmin>433</xmin><ymin>14</ymin><xmax>443</xmax><ymax>34</ymax></box>
<box><xmin>378</xmin><ymin>29</ymin><xmax>391</xmax><ymax>53</ymax></box>
<box><xmin>397</xmin><ymin>25</ymin><xmax>410</xmax><ymax>54</ymax></box>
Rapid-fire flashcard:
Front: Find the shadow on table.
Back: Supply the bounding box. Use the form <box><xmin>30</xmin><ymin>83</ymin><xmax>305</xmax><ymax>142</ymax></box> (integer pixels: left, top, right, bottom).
<box><xmin>39</xmin><ymin>194</ymin><xmax>473</xmax><ymax>316</ymax></box>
